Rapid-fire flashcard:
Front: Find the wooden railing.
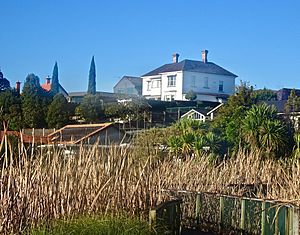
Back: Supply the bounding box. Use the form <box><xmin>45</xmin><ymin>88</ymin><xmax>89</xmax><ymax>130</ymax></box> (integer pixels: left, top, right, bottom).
<box><xmin>149</xmin><ymin>199</ymin><xmax>182</xmax><ymax>235</ymax></box>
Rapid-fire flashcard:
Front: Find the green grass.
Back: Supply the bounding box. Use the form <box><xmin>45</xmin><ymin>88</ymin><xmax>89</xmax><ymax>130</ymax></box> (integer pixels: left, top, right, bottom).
<box><xmin>29</xmin><ymin>215</ymin><xmax>162</xmax><ymax>235</ymax></box>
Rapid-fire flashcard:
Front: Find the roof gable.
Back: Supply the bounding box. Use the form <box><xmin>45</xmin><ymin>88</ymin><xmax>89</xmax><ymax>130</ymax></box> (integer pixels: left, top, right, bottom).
<box><xmin>181</xmin><ymin>109</ymin><xmax>206</xmax><ymax>118</ymax></box>
<box><xmin>142</xmin><ymin>59</ymin><xmax>237</xmax><ymax>77</ymax></box>
<box><xmin>113</xmin><ymin>76</ymin><xmax>142</xmax><ymax>89</ymax></box>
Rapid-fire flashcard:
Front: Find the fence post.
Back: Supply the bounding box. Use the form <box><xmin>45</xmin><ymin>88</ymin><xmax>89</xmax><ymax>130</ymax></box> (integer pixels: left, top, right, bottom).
<box><xmin>261</xmin><ymin>201</ymin><xmax>266</xmax><ymax>235</ymax></box>
<box><xmin>240</xmin><ymin>199</ymin><xmax>246</xmax><ymax>233</ymax></box>
<box><xmin>195</xmin><ymin>194</ymin><xmax>201</xmax><ymax>224</ymax></box>
<box><xmin>219</xmin><ymin>196</ymin><xmax>224</xmax><ymax>233</ymax></box>
<box><xmin>149</xmin><ymin>209</ymin><xmax>157</xmax><ymax>228</ymax></box>
<box><xmin>289</xmin><ymin>206</ymin><xmax>299</xmax><ymax>235</ymax></box>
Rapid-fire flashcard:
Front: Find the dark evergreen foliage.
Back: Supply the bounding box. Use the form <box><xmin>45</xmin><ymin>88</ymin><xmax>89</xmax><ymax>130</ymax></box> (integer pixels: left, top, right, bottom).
<box><xmin>47</xmin><ymin>94</ymin><xmax>70</xmax><ymax>128</ymax></box>
<box><xmin>51</xmin><ymin>62</ymin><xmax>59</xmax><ymax>95</ymax></box>
<box><xmin>0</xmin><ymin>71</ymin><xmax>11</xmax><ymax>91</ymax></box>
<box><xmin>87</xmin><ymin>56</ymin><xmax>96</xmax><ymax>95</ymax></box>
<box><xmin>21</xmin><ymin>73</ymin><xmax>52</xmax><ymax>128</ymax></box>
<box><xmin>77</xmin><ymin>94</ymin><xmax>103</xmax><ymax>123</ymax></box>
<box><xmin>0</xmin><ymin>89</ymin><xmax>23</xmax><ymax>130</ymax></box>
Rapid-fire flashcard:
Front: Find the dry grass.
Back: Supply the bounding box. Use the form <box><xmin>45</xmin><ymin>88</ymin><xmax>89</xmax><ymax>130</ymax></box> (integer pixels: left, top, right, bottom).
<box><xmin>1</xmin><ymin>132</ymin><xmax>300</xmax><ymax>234</ymax></box>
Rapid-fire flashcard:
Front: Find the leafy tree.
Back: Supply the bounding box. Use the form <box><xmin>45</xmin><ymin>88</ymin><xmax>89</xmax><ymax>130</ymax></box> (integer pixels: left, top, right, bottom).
<box><xmin>46</xmin><ymin>94</ymin><xmax>70</xmax><ymax>128</ymax></box>
<box><xmin>0</xmin><ymin>70</ymin><xmax>10</xmax><ymax>91</ymax></box>
<box><xmin>252</xmin><ymin>88</ymin><xmax>277</xmax><ymax>102</ymax></box>
<box><xmin>212</xmin><ymin>81</ymin><xmax>255</xmax><ymax>152</ymax></box>
<box><xmin>21</xmin><ymin>73</ymin><xmax>52</xmax><ymax>128</ymax></box>
<box><xmin>185</xmin><ymin>90</ymin><xmax>197</xmax><ymax>101</ymax></box>
<box><xmin>87</xmin><ymin>56</ymin><xmax>96</xmax><ymax>95</ymax></box>
<box><xmin>0</xmin><ymin>89</ymin><xmax>23</xmax><ymax>130</ymax></box>
<box><xmin>104</xmin><ymin>99</ymin><xmax>150</xmax><ymax>122</ymax></box>
<box><xmin>104</xmin><ymin>103</ymin><xmax>129</xmax><ymax>120</ymax></box>
<box><xmin>51</xmin><ymin>62</ymin><xmax>59</xmax><ymax>95</ymax></box>
<box><xmin>77</xmin><ymin>94</ymin><xmax>103</xmax><ymax>123</ymax></box>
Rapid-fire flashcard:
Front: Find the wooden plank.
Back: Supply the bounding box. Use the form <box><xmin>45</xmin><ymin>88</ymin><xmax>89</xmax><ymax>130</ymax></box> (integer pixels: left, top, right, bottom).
<box><xmin>261</xmin><ymin>201</ymin><xmax>266</xmax><ymax>235</ymax></box>
<box><xmin>240</xmin><ymin>199</ymin><xmax>246</xmax><ymax>233</ymax></box>
<box><xmin>195</xmin><ymin>194</ymin><xmax>201</xmax><ymax>224</ymax></box>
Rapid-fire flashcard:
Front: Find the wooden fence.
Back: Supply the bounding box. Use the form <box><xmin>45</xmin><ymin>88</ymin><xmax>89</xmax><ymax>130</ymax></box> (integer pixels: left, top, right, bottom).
<box><xmin>149</xmin><ymin>199</ymin><xmax>182</xmax><ymax>235</ymax></box>
<box><xmin>152</xmin><ymin>189</ymin><xmax>300</xmax><ymax>234</ymax></box>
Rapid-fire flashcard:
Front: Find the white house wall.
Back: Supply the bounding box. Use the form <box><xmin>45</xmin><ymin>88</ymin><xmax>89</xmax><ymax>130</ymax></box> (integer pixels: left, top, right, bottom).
<box><xmin>142</xmin><ymin>75</ymin><xmax>162</xmax><ymax>98</ymax></box>
<box><xmin>142</xmin><ymin>70</ymin><xmax>235</xmax><ymax>101</ymax></box>
<box><xmin>160</xmin><ymin>71</ymin><xmax>183</xmax><ymax>100</ymax></box>
<box><xmin>182</xmin><ymin>71</ymin><xmax>235</xmax><ymax>97</ymax></box>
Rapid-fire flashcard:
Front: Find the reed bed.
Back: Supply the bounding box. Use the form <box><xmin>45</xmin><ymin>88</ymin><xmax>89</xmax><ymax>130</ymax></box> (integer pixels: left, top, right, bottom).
<box><xmin>1</xmin><ymin>133</ymin><xmax>300</xmax><ymax>234</ymax></box>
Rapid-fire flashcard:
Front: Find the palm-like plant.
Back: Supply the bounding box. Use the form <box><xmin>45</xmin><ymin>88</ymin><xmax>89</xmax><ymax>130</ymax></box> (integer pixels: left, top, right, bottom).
<box><xmin>205</xmin><ymin>132</ymin><xmax>221</xmax><ymax>154</ymax></box>
<box><xmin>180</xmin><ymin>132</ymin><xmax>195</xmax><ymax>155</ymax></box>
<box><xmin>260</xmin><ymin>119</ymin><xmax>286</xmax><ymax>154</ymax></box>
<box><xmin>193</xmin><ymin>135</ymin><xmax>208</xmax><ymax>157</ymax></box>
<box><xmin>167</xmin><ymin>136</ymin><xmax>183</xmax><ymax>157</ymax></box>
<box><xmin>242</xmin><ymin>103</ymin><xmax>287</xmax><ymax>157</ymax></box>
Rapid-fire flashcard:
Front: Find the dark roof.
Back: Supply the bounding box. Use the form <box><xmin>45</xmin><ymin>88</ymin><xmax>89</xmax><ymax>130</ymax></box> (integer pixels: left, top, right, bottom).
<box><xmin>277</xmin><ymin>88</ymin><xmax>300</xmax><ymax>101</ymax></box>
<box><xmin>59</xmin><ymin>84</ymin><xmax>69</xmax><ymax>96</ymax></box>
<box><xmin>69</xmin><ymin>91</ymin><xmax>116</xmax><ymax>97</ymax></box>
<box><xmin>263</xmin><ymin>100</ymin><xmax>287</xmax><ymax>113</ymax></box>
<box><xmin>142</xmin><ymin>59</ymin><xmax>237</xmax><ymax>77</ymax></box>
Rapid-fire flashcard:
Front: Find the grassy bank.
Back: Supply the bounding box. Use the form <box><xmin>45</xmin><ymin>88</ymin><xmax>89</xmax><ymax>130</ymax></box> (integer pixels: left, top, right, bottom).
<box><xmin>29</xmin><ymin>215</ymin><xmax>158</xmax><ymax>235</ymax></box>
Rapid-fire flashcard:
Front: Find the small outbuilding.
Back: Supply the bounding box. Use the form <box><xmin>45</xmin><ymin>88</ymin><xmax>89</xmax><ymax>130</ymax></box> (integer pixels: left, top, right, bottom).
<box><xmin>48</xmin><ymin>123</ymin><xmax>125</xmax><ymax>145</ymax></box>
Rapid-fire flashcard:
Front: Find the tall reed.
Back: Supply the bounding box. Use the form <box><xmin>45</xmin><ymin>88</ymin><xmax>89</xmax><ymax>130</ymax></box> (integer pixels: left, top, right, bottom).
<box><xmin>1</xmin><ymin>133</ymin><xmax>300</xmax><ymax>234</ymax></box>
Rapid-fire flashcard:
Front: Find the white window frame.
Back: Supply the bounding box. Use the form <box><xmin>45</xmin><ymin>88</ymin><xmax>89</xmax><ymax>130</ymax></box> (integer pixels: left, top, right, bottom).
<box><xmin>147</xmin><ymin>81</ymin><xmax>151</xmax><ymax>91</ymax></box>
<box><xmin>167</xmin><ymin>75</ymin><xmax>176</xmax><ymax>87</ymax></box>
<box><xmin>152</xmin><ymin>79</ymin><xmax>161</xmax><ymax>88</ymax></box>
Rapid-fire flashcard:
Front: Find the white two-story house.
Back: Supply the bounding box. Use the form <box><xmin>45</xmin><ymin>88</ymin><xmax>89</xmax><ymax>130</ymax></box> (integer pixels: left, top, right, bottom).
<box><xmin>142</xmin><ymin>50</ymin><xmax>237</xmax><ymax>102</ymax></box>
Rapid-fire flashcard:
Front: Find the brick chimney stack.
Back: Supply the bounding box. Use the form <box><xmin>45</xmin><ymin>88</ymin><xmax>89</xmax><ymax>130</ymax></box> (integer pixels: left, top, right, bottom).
<box><xmin>16</xmin><ymin>81</ymin><xmax>21</xmax><ymax>94</ymax></box>
<box><xmin>46</xmin><ymin>76</ymin><xmax>51</xmax><ymax>84</ymax></box>
<box><xmin>172</xmin><ymin>53</ymin><xmax>179</xmax><ymax>63</ymax></box>
<box><xmin>202</xmin><ymin>50</ymin><xmax>208</xmax><ymax>63</ymax></box>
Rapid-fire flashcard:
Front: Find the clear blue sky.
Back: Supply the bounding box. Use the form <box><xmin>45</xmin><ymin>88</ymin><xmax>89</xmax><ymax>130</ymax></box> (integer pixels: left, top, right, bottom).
<box><xmin>1</xmin><ymin>0</ymin><xmax>300</xmax><ymax>92</ymax></box>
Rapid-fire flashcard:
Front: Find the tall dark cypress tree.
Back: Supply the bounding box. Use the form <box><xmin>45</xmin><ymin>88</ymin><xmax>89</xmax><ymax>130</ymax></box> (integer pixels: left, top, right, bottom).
<box><xmin>87</xmin><ymin>56</ymin><xmax>96</xmax><ymax>95</ymax></box>
<box><xmin>51</xmin><ymin>62</ymin><xmax>59</xmax><ymax>95</ymax></box>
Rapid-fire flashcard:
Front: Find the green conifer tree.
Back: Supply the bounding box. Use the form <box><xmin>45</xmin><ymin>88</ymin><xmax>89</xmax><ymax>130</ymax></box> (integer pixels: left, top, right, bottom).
<box><xmin>51</xmin><ymin>62</ymin><xmax>59</xmax><ymax>95</ymax></box>
<box><xmin>46</xmin><ymin>94</ymin><xmax>70</xmax><ymax>128</ymax></box>
<box><xmin>87</xmin><ymin>56</ymin><xmax>96</xmax><ymax>95</ymax></box>
<box><xmin>22</xmin><ymin>74</ymin><xmax>52</xmax><ymax>128</ymax></box>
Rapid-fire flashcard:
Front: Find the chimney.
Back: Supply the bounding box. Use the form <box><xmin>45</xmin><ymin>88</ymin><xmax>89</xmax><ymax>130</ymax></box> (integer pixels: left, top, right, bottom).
<box><xmin>16</xmin><ymin>81</ymin><xmax>21</xmax><ymax>94</ymax></box>
<box><xmin>46</xmin><ymin>76</ymin><xmax>51</xmax><ymax>84</ymax></box>
<box><xmin>202</xmin><ymin>50</ymin><xmax>208</xmax><ymax>63</ymax></box>
<box><xmin>172</xmin><ymin>53</ymin><xmax>179</xmax><ymax>63</ymax></box>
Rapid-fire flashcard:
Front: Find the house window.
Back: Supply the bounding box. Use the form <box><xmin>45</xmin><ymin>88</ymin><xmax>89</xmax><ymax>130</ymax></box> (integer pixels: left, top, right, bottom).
<box><xmin>147</xmin><ymin>81</ymin><xmax>151</xmax><ymax>91</ymax></box>
<box><xmin>164</xmin><ymin>94</ymin><xmax>175</xmax><ymax>101</ymax></box>
<box><xmin>191</xmin><ymin>76</ymin><xmax>196</xmax><ymax>87</ymax></box>
<box><xmin>152</xmin><ymin>80</ymin><xmax>161</xmax><ymax>88</ymax></box>
<box><xmin>203</xmin><ymin>77</ymin><xmax>209</xmax><ymax>88</ymax></box>
<box><xmin>167</xmin><ymin>75</ymin><xmax>176</xmax><ymax>87</ymax></box>
<box><xmin>219</xmin><ymin>81</ymin><xmax>224</xmax><ymax>92</ymax></box>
